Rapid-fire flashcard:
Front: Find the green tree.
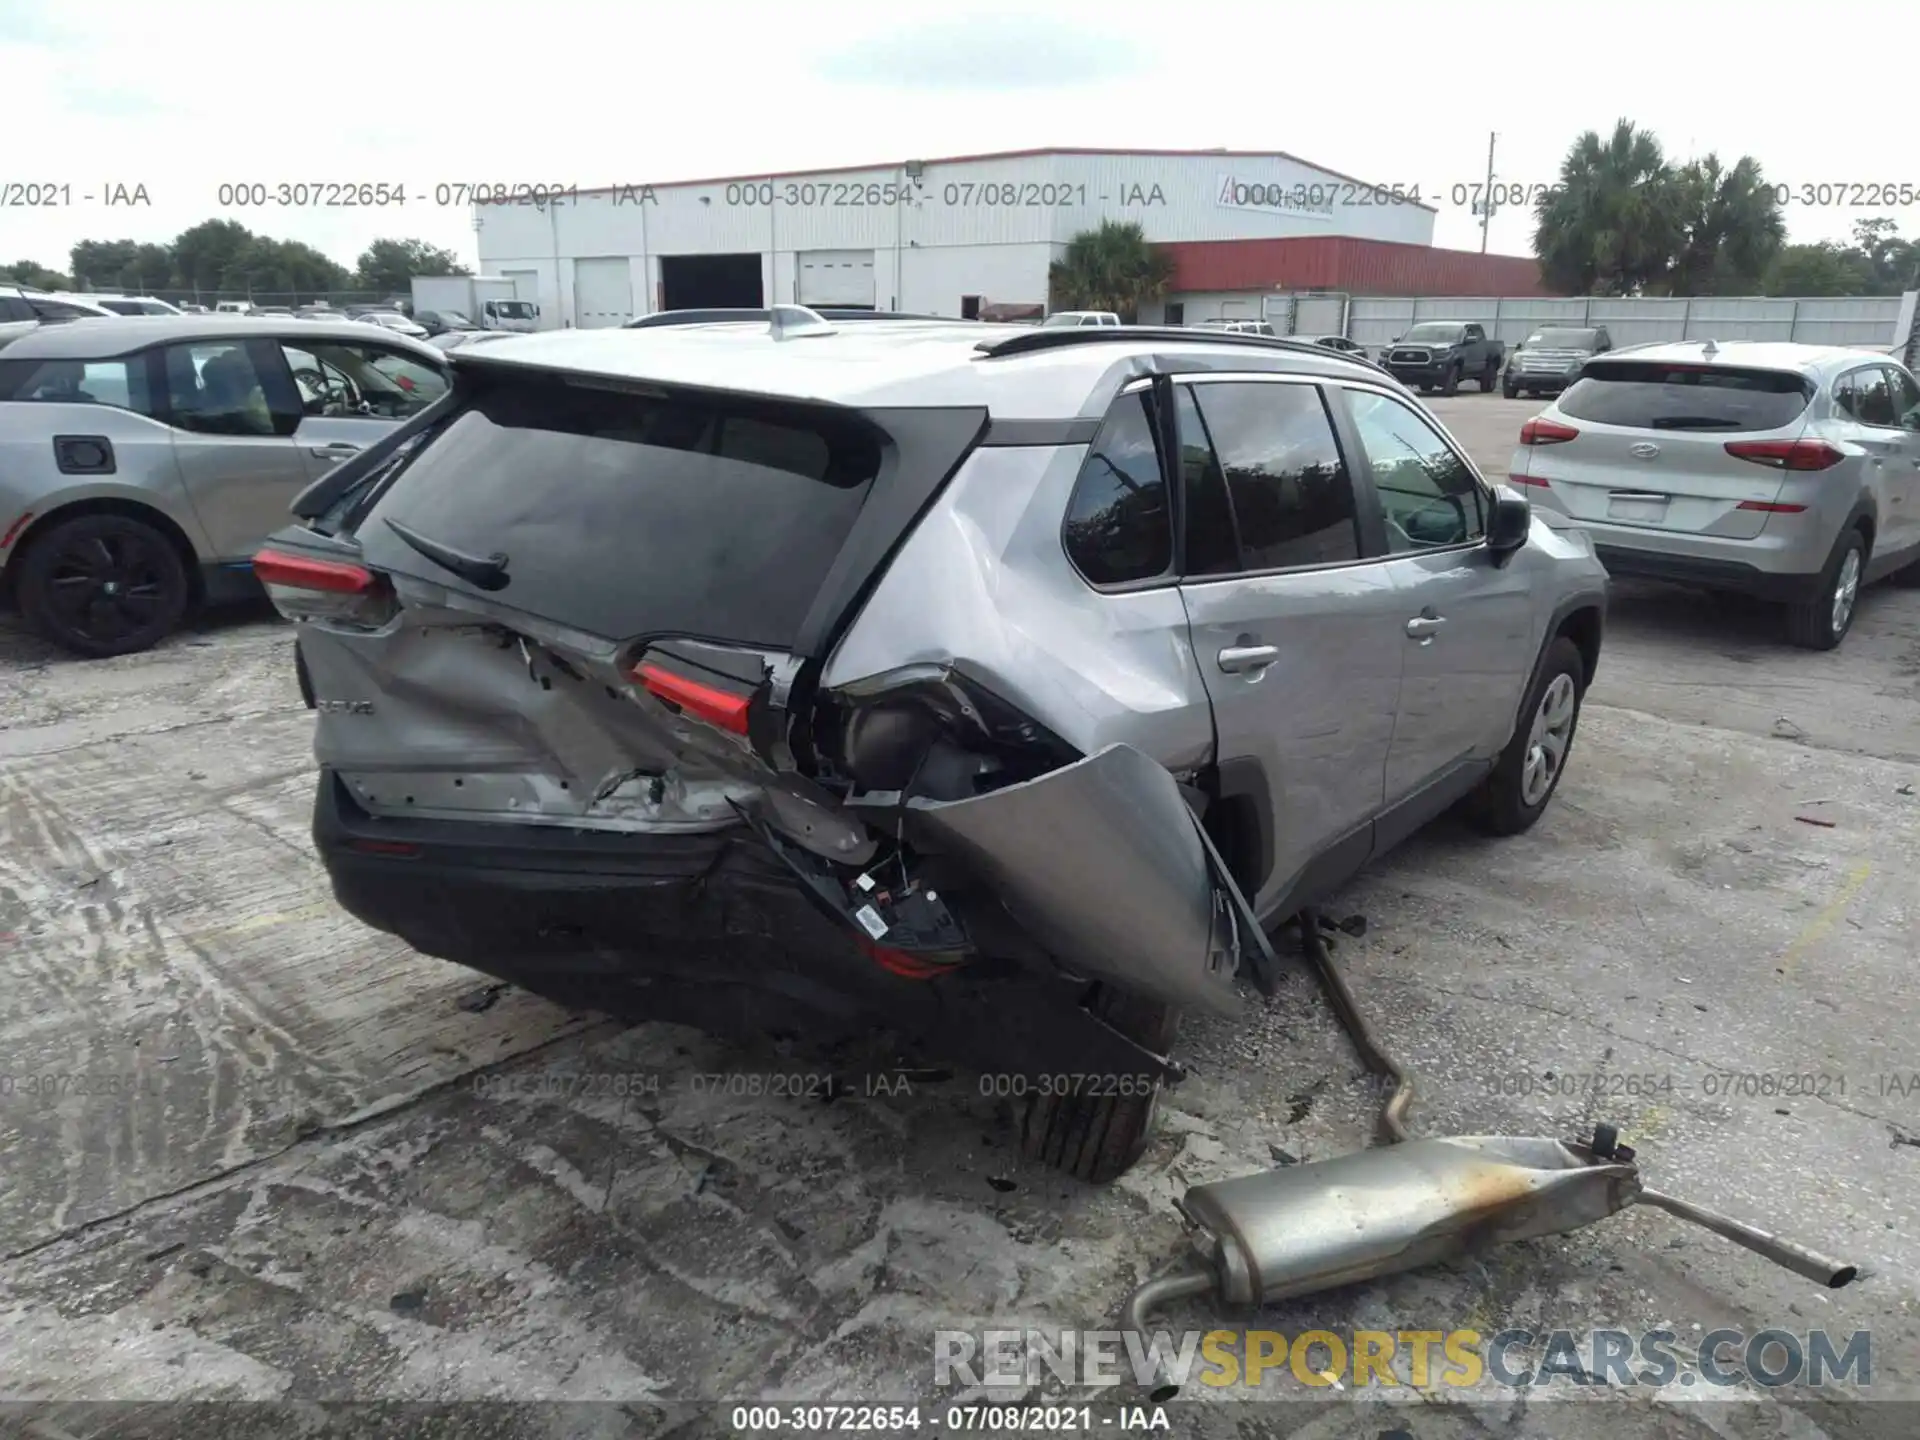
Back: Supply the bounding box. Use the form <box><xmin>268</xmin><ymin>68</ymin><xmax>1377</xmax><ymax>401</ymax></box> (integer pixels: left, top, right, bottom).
<box><xmin>1664</xmin><ymin>154</ymin><xmax>1784</xmax><ymax>295</ymax></box>
<box><xmin>1763</xmin><ymin>243</ymin><xmax>1876</xmax><ymax>296</ymax></box>
<box><xmin>1533</xmin><ymin>120</ymin><xmax>1683</xmax><ymax>295</ymax></box>
<box><xmin>354</xmin><ymin>238</ymin><xmax>468</xmax><ymax>295</ymax></box>
<box><xmin>170</xmin><ymin>219</ymin><xmax>256</xmax><ymax>293</ymax></box>
<box><xmin>1850</xmin><ymin>218</ymin><xmax>1920</xmax><ymax>292</ymax></box>
<box><xmin>4</xmin><ymin>259</ymin><xmax>72</xmax><ymax>289</ymax></box>
<box><xmin>1048</xmin><ymin>221</ymin><xmax>1173</xmax><ymax>320</ymax></box>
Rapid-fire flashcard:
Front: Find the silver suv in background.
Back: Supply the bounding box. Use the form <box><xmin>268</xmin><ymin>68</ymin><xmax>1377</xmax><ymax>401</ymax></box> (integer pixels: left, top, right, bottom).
<box><xmin>1504</xmin><ymin>325</ymin><xmax>1613</xmax><ymax>399</ymax></box>
<box><xmin>1511</xmin><ymin>341</ymin><xmax>1920</xmax><ymax>649</ymax></box>
<box><xmin>259</xmin><ymin>312</ymin><xmax>1607</xmax><ymax>1183</ymax></box>
<box><xmin>0</xmin><ymin>316</ymin><xmax>449</xmax><ymax>656</ymax></box>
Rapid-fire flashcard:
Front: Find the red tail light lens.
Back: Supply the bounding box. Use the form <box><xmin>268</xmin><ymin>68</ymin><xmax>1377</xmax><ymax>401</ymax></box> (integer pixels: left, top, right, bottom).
<box><xmin>1736</xmin><ymin>500</ymin><xmax>1809</xmax><ymax>513</ymax></box>
<box><xmin>253</xmin><ymin>548</ymin><xmax>396</xmax><ymax>629</ymax></box>
<box><xmin>1723</xmin><ymin>439</ymin><xmax>1844</xmax><ymax>472</ymax></box>
<box><xmin>631</xmin><ymin>662</ymin><xmax>751</xmax><ymax>735</ymax></box>
<box><xmin>1511</xmin><ymin>473</ymin><xmax>1552</xmax><ymax>487</ymax></box>
<box><xmin>1520</xmin><ymin>418</ymin><xmax>1579</xmax><ymax>446</ymax></box>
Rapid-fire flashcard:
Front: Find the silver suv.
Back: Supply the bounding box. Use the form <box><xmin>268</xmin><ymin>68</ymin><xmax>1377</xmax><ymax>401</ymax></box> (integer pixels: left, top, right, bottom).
<box><xmin>260</xmin><ymin>311</ymin><xmax>1607</xmax><ymax>1182</ymax></box>
<box><xmin>1510</xmin><ymin>341</ymin><xmax>1920</xmax><ymax>649</ymax></box>
<box><xmin>0</xmin><ymin>316</ymin><xmax>449</xmax><ymax>655</ymax></box>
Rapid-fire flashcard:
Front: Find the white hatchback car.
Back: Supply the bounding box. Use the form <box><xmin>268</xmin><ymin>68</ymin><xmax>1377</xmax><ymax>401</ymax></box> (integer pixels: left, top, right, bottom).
<box><xmin>1510</xmin><ymin>341</ymin><xmax>1920</xmax><ymax>649</ymax></box>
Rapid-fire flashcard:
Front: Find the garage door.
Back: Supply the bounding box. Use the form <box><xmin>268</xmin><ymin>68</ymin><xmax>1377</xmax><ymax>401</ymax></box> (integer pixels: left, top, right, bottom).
<box><xmin>1292</xmin><ymin>294</ymin><xmax>1347</xmax><ymax>336</ymax></box>
<box><xmin>573</xmin><ymin>257</ymin><xmax>634</xmax><ymax>328</ymax></box>
<box><xmin>796</xmin><ymin>250</ymin><xmax>875</xmax><ymax>308</ymax></box>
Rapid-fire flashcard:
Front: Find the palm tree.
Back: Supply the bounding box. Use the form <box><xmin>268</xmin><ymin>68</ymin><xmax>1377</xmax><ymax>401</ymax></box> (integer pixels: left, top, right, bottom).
<box><xmin>1533</xmin><ymin>120</ymin><xmax>1682</xmax><ymax>295</ymax></box>
<box><xmin>1665</xmin><ymin>154</ymin><xmax>1785</xmax><ymax>295</ymax></box>
<box><xmin>1049</xmin><ymin>221</ymin><xmax>1174</xmax><ymax>320</ymax></box>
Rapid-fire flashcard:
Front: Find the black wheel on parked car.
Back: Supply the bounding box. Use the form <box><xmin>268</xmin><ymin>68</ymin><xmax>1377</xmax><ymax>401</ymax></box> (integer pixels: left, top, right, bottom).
<box><xmin>15</xmin><ymin>511</ymin><xmax>189</xmax><ymax>658</ymax></box>
<box><xmin>1440</xmin><ymin>363</ymin><xmax>1461</xmax><ymax>397</ymax></box>
<box><xmin>1468</xmin><ymin>635</ymin><xmax>1586</xmax><ymax>836</ymax></box>
<box><xmin>1479</xmin><ymin>361</ymin><xmax>1499</xmax><ymax>392</ymax></box>
<box><xmin>294</xmin><ymin>639</ymin><xmax>316</xmax><ymax>708</ymax></box>
<box><xmin>1785</xmin><ymin>526</ymin><xmax>1867</xmax><ymax>651</ymax></box>
<box><xmin>1019</xmin><ymin>983</ymin><xmax>1179</xmax><ymax>1183</ymax></box>
<box><xmin>1502</xmin><ymin>376</ymin><xmax>1520</xmax><ymax>399</ymax></box>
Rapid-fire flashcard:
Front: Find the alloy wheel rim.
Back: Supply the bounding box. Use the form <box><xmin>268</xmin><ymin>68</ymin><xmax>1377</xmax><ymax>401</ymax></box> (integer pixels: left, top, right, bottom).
<box><xmin>44</xmin><ymin>533</ymin><xmax>168</xmax><ymax>645</ymax></box>
<box><xmin>1831</xmin><ymin>548</ymin><xmax>1861</xmax><ymax>636</ymax></box>
<box><xmin>1521</xmin><ymin>673</ymin><xmax>1577</xmax><ymax>808</ymax></box>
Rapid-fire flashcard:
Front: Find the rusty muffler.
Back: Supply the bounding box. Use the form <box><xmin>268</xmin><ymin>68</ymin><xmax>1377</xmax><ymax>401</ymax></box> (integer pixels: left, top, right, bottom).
<box><xmin>1119</xmin><ymin>915</ymin><xmax>1858</xmax><ymax>1400</ymax></box>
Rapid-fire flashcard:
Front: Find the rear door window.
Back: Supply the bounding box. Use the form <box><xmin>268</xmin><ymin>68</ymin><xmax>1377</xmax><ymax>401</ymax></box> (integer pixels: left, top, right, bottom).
<box><xmin>1854</xmin><ymin>367</ymin><xmax>1898</xmax><ymax>427</ymax></box>
<box><xmin>1556</xmin><ymin>361</ymin><xmax>1814</xmax><ymax>432</ymax></box>
<box><xmin>1061</xmin><ymin>389</ymin><xmax>1171</xmax><ymax>586</ymax></box>
<box><xmin>1179</xmin><ymin>380</ymin><xmax>1360</xmax><ymax>572</ymax></box>
<box><xmin>354</xmin><ymin>374</ymin><xmax>885</xmax><ymax>647</ymax></box>
<box><xmin>0</xmin><ymin>358</ymin><xmax>154</xmax><ymax>414</ymax></box>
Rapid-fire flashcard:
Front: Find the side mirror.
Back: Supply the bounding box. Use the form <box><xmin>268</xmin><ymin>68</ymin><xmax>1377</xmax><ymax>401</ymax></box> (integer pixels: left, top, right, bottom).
<box><xmin>1486</xmin><ymin>487</ymin><xmax>1532</xmax><ymax>562</ymax></box>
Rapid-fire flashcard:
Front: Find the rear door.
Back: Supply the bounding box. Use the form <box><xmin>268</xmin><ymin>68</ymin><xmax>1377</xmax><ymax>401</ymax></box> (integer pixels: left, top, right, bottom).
<box><xmin>1335</xmin><ymin>384</ymin><xmax>1535</xmax><ymax>804</ymax></box>
<box><xmin>1520</xmin><ymin>358</ymin><xmax>1816</xmax><ymax>540</ymax></box>
<box><xmin>1845</xmin><ymin>363</ymin><xmax>1920</xmax><ymax>556</ymax></box>
<box><xmin>1170</xmin><ymin>373</ymin><xmax>1403</xmax><ymax>914</ymax></box>
<box><xmin>159</xmin><ymin>337</ymin><xmax>310</xmax><ymax>559</ymax></box>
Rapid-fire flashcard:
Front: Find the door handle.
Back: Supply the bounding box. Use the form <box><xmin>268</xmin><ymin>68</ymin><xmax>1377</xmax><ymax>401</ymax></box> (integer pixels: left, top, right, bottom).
<box><xmin>1217</xmin><ymin>644</ymin><xmax>1280</xmax><ymax>674</ymax></box>
<box><xmin>309</xmin><ymin>443</ymin><xmax>361</xmax><ymax>458</ymax></box>
<box><xmin>1406</xmin><ymin>615</ymin><xmax>1447</xmax><ymax>638</ymax></box>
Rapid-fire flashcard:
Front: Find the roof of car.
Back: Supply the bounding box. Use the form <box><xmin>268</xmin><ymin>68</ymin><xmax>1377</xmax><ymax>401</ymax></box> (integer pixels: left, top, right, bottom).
<box><xmin>451</xmin><ymin>317</ymin><xmax>1392</xmax><ymax>416</ymax></box>
<box><xmin>1596</xmin><ymin>340</ymin><xmax>1899</xmax><ymax>377</ymax></box>
<box><xmin>0</xmin><ymin>314</ymin><xmax>446</xmax><ymax>361</ymax></box>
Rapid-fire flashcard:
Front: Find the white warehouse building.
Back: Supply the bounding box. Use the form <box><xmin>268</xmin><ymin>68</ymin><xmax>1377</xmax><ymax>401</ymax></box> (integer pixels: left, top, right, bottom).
<box><xmin>473</xmin><ymin>146</ymin><xmax>1442</xmax><ymax>329</ymax></box>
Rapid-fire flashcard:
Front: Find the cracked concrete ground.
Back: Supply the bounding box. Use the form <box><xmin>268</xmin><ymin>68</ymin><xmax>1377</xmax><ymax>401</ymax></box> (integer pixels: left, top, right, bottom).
<box><xmin>0</xmin><ymin>396</ymin><xmax>1915</xmax><ymax>1438</ymax></box>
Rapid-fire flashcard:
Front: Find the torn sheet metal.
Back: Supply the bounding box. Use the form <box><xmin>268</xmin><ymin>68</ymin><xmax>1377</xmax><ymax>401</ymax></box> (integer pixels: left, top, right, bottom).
<box><xmin>903</xmin><ymin>743</ymin><xmax>1275</xmax><ymax>1015</ymax></box>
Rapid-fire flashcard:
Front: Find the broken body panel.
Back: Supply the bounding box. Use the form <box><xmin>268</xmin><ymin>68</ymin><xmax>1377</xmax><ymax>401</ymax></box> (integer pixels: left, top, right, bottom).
<box><xmin>270</xmin><ymin>355</ymin><xmax>1273</xmax><ymax>1066</ymax></box>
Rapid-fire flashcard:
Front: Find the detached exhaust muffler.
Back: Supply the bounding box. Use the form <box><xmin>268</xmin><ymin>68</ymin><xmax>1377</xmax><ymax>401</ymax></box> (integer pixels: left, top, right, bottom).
<box><xmin>1120</xmin><ymin>916</ymin><xmax>1857</xmax><ymax>1400</ymax></box>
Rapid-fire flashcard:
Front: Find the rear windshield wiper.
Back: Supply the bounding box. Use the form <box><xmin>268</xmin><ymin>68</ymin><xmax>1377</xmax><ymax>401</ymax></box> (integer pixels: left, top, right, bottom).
<box><xmin>383</xmin><ymin>517</ymin><xmax>511</xmax><ymax>591</ymax></box>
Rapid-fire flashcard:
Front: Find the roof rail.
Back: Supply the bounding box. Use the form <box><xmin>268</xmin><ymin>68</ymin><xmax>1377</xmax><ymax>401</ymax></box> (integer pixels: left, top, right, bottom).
<box><xmin>625</xmin><ymin>307</ymin><xmax>948</xmax><ymax>329</ymax></box>
<box><xmin>973</xmin><ymin>324</ymin><xmax>1392</xmax><ymax>375</ymax></box>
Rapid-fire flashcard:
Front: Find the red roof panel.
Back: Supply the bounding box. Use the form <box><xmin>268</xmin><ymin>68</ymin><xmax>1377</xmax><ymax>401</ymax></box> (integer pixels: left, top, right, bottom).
<box><xmin>1165</xmin><ymin>237</ymin><xmax>1555</xmax><ymax>297</ymax></box>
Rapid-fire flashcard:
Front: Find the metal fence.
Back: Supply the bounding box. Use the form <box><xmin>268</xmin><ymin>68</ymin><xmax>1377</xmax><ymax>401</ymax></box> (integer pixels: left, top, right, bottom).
<box><xmin>1318</xmin><ymin>292</ymin><xmax>1914</xmax><ymax>352</ymax></box>
<box><xmin>79</xmin><ymin>288</ymin><xmax>409</xmax><ymax>310</ymax></box>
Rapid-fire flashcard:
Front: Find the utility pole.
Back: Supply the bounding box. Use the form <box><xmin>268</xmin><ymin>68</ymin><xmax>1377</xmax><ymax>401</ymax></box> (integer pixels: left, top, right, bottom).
<box><xmin>1480</xmin><ymin>131</ymin><xmax>1496</xmax><ymax>254</ymax></box>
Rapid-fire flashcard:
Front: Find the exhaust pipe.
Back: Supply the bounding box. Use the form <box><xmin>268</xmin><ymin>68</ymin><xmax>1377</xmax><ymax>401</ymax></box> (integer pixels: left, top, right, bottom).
<box><xmin>1119</xmin><ymin>915</ymin><xmax>1857</xmax><ymax>1401</ymax></box>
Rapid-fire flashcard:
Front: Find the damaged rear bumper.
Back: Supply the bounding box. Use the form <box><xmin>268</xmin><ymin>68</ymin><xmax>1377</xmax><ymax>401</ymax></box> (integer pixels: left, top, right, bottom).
<box><xmin>310</xmin><ymin>768</ymin><xmax>1196</xmax><ymax>1082</ymax></box>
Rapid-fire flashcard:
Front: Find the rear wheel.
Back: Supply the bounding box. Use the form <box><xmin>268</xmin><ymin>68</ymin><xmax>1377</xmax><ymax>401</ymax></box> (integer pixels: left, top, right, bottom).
<box><xmin>1479</xmin><ymin>361</ymin><xmax>1499</xmax><ymax>392</ymax></box>
<box><xmin>1468</xmin><ymin>636</ymin><xmax>1585</xmax><ymax>836</ymax></box>
<box><xmin>16</xmin><ymin>512</ymin><xmax>189</xmax><ymax>658</ymax></box>
<box><xmin>1785</xmin><ymin>527</ymin><xmax>1866</xmax><ymax>650</ymax></box>
<box><xmin>1019</xmin><ymin>984</ymin><xmax>1179</xmax><ymax>1183</ymax></box>
<box><xmin>1502</xmin><ymin>376</ymin><xmax>1519</xmax><ymax>399</ymax></box>
<box><xmin>1440</xmin><ymin>363</ymin><xmax>1461</xmax><ymax>396</ymax></box>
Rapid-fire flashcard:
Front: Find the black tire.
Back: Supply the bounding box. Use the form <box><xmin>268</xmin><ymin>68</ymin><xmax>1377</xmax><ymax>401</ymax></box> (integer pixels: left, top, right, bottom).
<box><xmin>1478</xmin><ymin>363</ymin><xmax>1498</xmax><ymax>393</ymax></box>
<box><xmin>15</xmin><ymin>512</ymin><xmax>189</xmax><ymax>658</ymax></box>
<box><xmin>1019</xmin><ymin>985</ymin><xmax>1179</xmax><ymax>1184</ymax></box>
<box><xmin>1418</xmin><ymin>383</ymin><xmax>1433</xmax><ymax>395</ymax></box>
<box><xmin>1440</xmin><ymin>363</ymin><xmax>1461</xmax><ymax>397</ymax></box>
<box><xmin>295</xmin><ymin>639</ymin><xmax>316</xmax><ymax>708</ymax></box>
<box><xmin>1502</xmin><ymin>379</ymin><xmax>1519</xmax><ymax>399</ymax></box>
<box><xmin>1468</xmin><ymin>635</ymin><xmax>1586</xmax><ymax>837</ymax></box>
<box><xmin>1785</xmin><ymin>527</ymin><xmax>1867</xmax><ymax>650</ymax></box>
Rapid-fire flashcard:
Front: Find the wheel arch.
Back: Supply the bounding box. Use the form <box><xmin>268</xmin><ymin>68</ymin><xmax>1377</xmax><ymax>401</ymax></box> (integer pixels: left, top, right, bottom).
<box><xmin>2</xmin><ymin>495</ymin><xmax>205</xmax><ymax>604</ymax></box>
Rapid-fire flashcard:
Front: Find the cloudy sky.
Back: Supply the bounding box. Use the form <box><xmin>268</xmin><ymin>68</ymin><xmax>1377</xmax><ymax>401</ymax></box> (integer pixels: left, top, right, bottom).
<box><xmin>6</xmin><ymin>0</ymin><xmax>1915</xmax><ymax>278</ymax></box>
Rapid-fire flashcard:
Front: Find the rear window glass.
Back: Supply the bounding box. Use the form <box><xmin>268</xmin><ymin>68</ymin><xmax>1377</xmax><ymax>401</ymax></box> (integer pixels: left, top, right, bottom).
<box><xmin>354</xmin><ymin>375</ymin><xmax>883</xmax><ymax>647</ymax></box>
<box><xmin>1556</xmin><ymin>362</ymin><xmax>1813</xmax><ymax>432</ymax></box>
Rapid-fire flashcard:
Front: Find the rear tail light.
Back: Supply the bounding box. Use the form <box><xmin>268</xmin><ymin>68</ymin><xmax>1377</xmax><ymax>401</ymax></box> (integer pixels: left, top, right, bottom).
<box><xmin>253</xmin><ymin>548</ymin><xmax>397</xmax><ymax>629</ymax></box>
<box><xmin>1520</xmin><ymin>417</ymin><xmax>1579</xmax><ymax>446</ymax></box>
<box><xmin>1510</xmin><ymin>473</ymin><xmax>1552</xmax><ymax>488</ymax></box>
<box><xmin>631</xmin><ymin>661</ymin><xmax>751</xmax><ymax>736</ymax></box>
<box><xmin>1723</xmin><ymin>439</ymin><xmax>1844</xmax><ymax>472</ymax></box>
<box><xmin>1736</xmin><ymin>500</ymin><xmax>1810</xmax><ymax>513</ymax></box>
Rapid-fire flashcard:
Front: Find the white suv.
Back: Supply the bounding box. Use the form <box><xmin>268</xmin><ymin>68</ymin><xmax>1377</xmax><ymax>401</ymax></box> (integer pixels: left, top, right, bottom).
<box><xmin>1511</xmin><ymin>341</ymin><xmax>1920</xmax><ymax>649</ymax></box>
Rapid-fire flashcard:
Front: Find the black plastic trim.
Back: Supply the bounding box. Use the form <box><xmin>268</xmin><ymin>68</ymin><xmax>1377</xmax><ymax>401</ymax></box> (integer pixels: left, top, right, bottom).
<box><xmin>52</xmin><ymin>434</ymin><xmax>114</xmax><ymax>475</ymax></box>
<box><xmin>980</xmin><ymin>417</ymin><xmax>1102</xmax><ymax>447</ymax></box>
